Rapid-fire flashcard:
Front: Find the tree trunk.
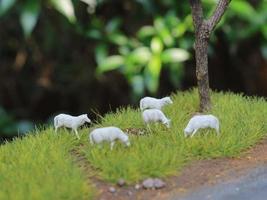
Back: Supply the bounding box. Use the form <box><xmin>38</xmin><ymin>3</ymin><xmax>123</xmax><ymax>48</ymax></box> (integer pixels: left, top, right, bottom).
<box><xmin>189</xmin><ymin>0</ymin><xmax>231</xmax><ymax>112</ymax></box>
<box><xmin>195</xmin><ymin>35</ymin><xmax>210</xmax><ymax>112</ymax></box>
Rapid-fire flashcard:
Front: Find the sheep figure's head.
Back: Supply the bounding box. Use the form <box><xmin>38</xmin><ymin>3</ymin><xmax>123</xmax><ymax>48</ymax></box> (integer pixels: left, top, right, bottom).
<box><xmin>164</xmin><ymin>119</ymin><xmax>171</xmax><ymax>128</ymax></box>
<box><xmin>162</xmin><ymin>97</ymin><xmax>173</xmax><ymax>105</ymax></box>
<box><xmin>82</xmin><ymin>114</ymin><xmax>91</xmax><ymax>123</ymax></box>
<box><xmin>184</xmin><ymin>126</ymin><xmax>193</xmax><ymax>137</ymax></box>
<box><xmin>122</xmin><ymin>134</ymin><xmax>131</xmax><ymax>147</ymax></box>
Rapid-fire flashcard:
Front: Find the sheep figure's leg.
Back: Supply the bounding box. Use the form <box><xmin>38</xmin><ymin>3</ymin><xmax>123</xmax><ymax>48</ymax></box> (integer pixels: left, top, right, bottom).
<box><xmin>147</xmin><ymin>123</ymin><xmax>152</xmax><ymax>133</ymax></box>
<box><xmin>55</xmin><ymin>125</ymin><xmax>62</xmax><ymax>134</ymax></box>
<box><xmin>89</xmin><ymin>136</ymin><xmax>94</xmax><ymax>145</ymax></box>
<box><xmin>54</xmin><ymin>118</ymin><xmax>58</xmax><ymax>133</ymax></box>
<box><xmin>215</xmin><ymin>127</ymin><xmax>220</xmax><ymax>136</ymax></box>
<box><xmin>191</xmin><ymin>129</ymin><xmax>198</xmax><ymax>138</ymax></box>
<box><xmin>74</xmin><ymin>129</ymin><xmax>80</xmax><ymax>140</ymax></box>
<box><xmin>110</xmin><ymin>141</ymin><xmax>115</xmax><ymax>150</ymax></box>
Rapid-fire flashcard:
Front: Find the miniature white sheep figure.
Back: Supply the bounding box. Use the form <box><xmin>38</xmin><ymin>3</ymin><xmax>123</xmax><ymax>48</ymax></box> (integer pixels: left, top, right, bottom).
<box><xmin>140</xmin><ymin>96</ymin><xmax>173</xmax><ymax>111</ymax></box>
<box><xmin>89</xmin><ymin>126</ymin><xmax>130</xmax><ymax>150</ymax></box>
<box><xmin>54</xmin><ymin>114</ymin><xmax>91</xmax><ymax>139</ymax></box>
<box><xmin>142</xmin><ymin>109</ymin><xmax>171</xmax><ymax>128</ymax></box>
<box><xmin>184</xmin><ymin>114</ymin><xmax>219</xmax><ymax>137</ymax></box>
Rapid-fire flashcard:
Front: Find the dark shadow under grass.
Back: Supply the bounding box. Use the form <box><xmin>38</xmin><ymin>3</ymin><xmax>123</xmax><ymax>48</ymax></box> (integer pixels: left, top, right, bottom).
<box><xmin>79</xmin><ymin>89</ymin><xmax>267</xmax><ymax>183</ymax></box>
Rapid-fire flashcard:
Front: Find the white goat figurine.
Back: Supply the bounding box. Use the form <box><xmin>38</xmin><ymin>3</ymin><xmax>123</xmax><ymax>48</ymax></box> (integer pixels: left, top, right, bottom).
<box><xmin>184</xmin><ymin>114</ymin><xmax>219</xmax><ymax>137</ymax></box>
<box><xmin>142</xmin><ymin>109</ymin><xmax>171</xmax><ymax>128</ymax></box>
<box><xmin>54</xmin><ymin>114</ymin><xmax>91</xmax><ymax>139</ymax></box>
<box><xmin>89</xmin><ymin>126</ymin><xmax>130</xmax><ymax>150</ymax></box>
<box><xmin>140</xmin><ymin>96</ymin><xmax>173</xmax><ymax>110</ymax></box>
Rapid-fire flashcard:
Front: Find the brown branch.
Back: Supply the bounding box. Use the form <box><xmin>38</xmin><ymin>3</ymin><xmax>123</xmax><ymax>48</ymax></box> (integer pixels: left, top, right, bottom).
<box><xmin>207</xmin><ymin>0</ymin><xmax>232</xmax><ymax>33</ymax></box>
<box><xmin>189</xmin><ymin>0</ymin><xmax>204</xmax><ymax>32</ymax></box>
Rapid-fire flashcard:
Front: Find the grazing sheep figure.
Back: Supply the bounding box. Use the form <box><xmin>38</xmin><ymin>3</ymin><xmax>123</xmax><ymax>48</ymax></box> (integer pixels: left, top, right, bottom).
<box><xmin>54</xmin><ymin>114</ymin><xmax>91</xmax><ymax>139</ymax></box>
<box><xmin>184</xmin><ymin>114</ymin><xmax>219</xmax><ymax>137</ymax></box>
<box><xmin>140</xmin><ymin>96</ymin><xmax>173</xmax><ymax>111</ymax></box>
<box><xmin>89</xmin><ymin>126</ymin><xmax>130</xmax><ymax>150</ymax></box>
<box><xmin>142</xmin><ymin>109</ymin><xmax>171</xmax><ymax>128</ymax></box>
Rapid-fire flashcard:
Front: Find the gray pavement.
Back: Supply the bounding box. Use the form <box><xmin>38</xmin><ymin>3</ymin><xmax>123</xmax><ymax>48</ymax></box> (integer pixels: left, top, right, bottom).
<box><xmin>172</xmin><ymin>165</ymin><xmax>267</xmax><ymax>200</ymax></box>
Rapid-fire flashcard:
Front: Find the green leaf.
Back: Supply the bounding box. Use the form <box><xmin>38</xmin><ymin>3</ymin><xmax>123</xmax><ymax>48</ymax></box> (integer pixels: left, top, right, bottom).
<box><xmin>154</xmin><ymin>17</ymin><xmax>174</xmax><ymax>47</ymax></box>
<box><xmin>165</xmin><ymin>11</ymin><xmax>180</xmax><ymax>29</ymax></box>
<box><xmin>108</xmin><ymin>32</ymin><xmax>128</xmax><ymax>46</ymax></box>
<box><xmin>97</xmin><ymin>55</ymin><xmax>124</xmax><ymax>73</ymax></box>
<box><xmin>0</xmin><ymin>0</ymin><xmax>16</xmax><ymax>16</ymax></box>
<box><xmin>91</xmin><ymin>17</ymin><xmax>104</xmax><ymax>29</ymax></box>
<box><xmin>85</xmin><ymin>29</ymin><xmax>102</xmax><ymax>39</ymax></box>
<box><xmin>105</xmin><ymin>17</ymin><xmax>122</xmax><ymax>33</ymax></box>
<box><xmin>95</xmin><ymin>43</ymin><xmax>108</xmax><ymax>64</ymax></box>
<box><xmin>172</xmin><ymin>23</ymin><xmax>187</xmax><ymax>38</ymax></box>
<box><xmin>119</xmin><ymin>46</ymin><xmax>130</xmax><ymax>56</ymax></box>
<box><xmin>150</xmin><ymin>37</ymin><xmax>163</xmax><ymax>54</ymax></box>
<box><xmin>128</xmin><ymin>38</ymin><xmax>141</xmax><ymax>48</ymax></box>
<box><xmin>145</xmin><ymin>55</ymin><xmax>162</xmax><ymax>93</ymax></box>
<box><xmin>20</xmin><ymin>0</ymin><xmax>40</xmax><ymax>38</ymax></box>
<box><xmin>178</xmin><ymin>37</ymin><xmax>194</xmax><ymax>50</ymax></box>
<box><xmin>135</xmin><ymin>0</ymin><xmax>155</xmax><ymax>14</ymax></box>
<box><xmin>137</xmin><ymin>26</ymin><xmax>156</xmax><ymax>39</ymax></box>
<box><xmin>230</xmin><ymin>0</ymin><xmax>256</xmax><ymax>20</ymax></box>
<box><xmin>161</xmin><ymin>48</ymin><xmax>190</xmax><ymax>63</ymax></box>
<box><xmin>202</xmin><ymin>0</ymin><xmax>216</xmax><ymax>6</ymax></box>
<box><xmin>50</xmin><ymin>0</ymin><xmax>76</xmax><ymax>23</ymax></box>
<box><xmin>184</xmin><ymin>15</ymin><xmax>194</xmax><ymax>31</ymax></box>
<box><xmin>128</xmin><ymin>47</ymin><xmax>151</xmax><ymax>65</ymax></box>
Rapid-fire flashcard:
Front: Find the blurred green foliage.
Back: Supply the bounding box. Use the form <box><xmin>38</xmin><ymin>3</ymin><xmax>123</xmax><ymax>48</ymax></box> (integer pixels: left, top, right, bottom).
<box><xmin>1</xmin><ymin>0</ymin><xmax>266</xmax><ymax>97</ymax></box>
<box><xmin>0</xmin><ymin>0</ymin><xmax>266</xmax><ymax>136</ymax></box>
<box><xmin>92</xmin><ymin>13</ymin><xmax>191</xmax><ymax>95</ymax></box>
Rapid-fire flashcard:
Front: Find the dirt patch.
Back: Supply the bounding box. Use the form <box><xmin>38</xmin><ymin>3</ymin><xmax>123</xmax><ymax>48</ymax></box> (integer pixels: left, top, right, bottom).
<box><xmin>72</xmin><ymin>138</ymin><xmax>267</xmax><ymax>200</ymax></box>
<box><xmin>124</xmin><ymin>128</ymin><xmax>146</xmax><ymax>136</ymax></box>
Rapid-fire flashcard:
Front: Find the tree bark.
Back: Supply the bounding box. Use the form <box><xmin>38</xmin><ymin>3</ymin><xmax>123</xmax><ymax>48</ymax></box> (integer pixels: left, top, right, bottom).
<box><xmin>195</xmin><ymin>34</ymin><xmax>210</xmax><ymax>112</ymax></box>
<box><xmin>189</xmin><ymin>0</ymin><xmax>231</xmax><ymax>112</ymax></box>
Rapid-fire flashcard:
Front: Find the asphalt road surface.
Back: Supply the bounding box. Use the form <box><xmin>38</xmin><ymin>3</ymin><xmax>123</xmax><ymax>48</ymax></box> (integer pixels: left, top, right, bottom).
<box><xmin>174</xmin><ymin>165</ymin><xmax>267</xmax><ymax>200</ymax></box>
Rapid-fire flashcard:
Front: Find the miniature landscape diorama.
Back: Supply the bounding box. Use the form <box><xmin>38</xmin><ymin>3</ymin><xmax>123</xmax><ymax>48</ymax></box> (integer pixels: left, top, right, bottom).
<box><xmin>1</xmin><ymin>90</ymin><xmax>267</xmax><ymax>199</ymax></box>
<box><xmin>0</xmin><ymin>0</ymin><xmax>267</xmax><ymax>199</ymax></box>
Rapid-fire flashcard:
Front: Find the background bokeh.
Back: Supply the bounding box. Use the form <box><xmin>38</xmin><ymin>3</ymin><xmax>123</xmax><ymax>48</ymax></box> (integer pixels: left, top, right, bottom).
<box><xmin>0</xmin><ymin>0</ymin><xmax>266</xmax><ymax>138</ymax></box>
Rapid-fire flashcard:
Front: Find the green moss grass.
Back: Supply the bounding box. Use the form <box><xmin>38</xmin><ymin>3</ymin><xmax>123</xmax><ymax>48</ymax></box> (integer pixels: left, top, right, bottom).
<box><xmin>0</xmin><ymin>130</ymin><xmax>95</xmax><ymax>200</ymax></box>
<box><xmin>0</xmin><ymin>89</ymin><xmax>266</xmax><ymax>199</ymax></box>
<box><xmin>79</xmin><ymin>89</ymin><xmax>267</xmax><ymax>183</ymax></box>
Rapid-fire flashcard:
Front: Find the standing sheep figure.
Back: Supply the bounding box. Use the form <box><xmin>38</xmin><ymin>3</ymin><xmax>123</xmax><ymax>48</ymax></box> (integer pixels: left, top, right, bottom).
<box><xmin>140</xmin><ymin>96</ymin><xmax>173</xmax><ymax>111</ymax></box>
<box><xmin>184</xmin><ymin>114</ymin><xmax>219</xmax><ymax>137</ymax></box>
<box><xmin>54</xmin><ymin>114</ymin><xmax>91</xmax><ymax>139</ymax></box>
<box><xmin>89</xmin><ymin>126</ymin><xmax>130</xmax><ymax>150</ymax></box>
<box><xmin>142</xmin><ymin>109</ymin><xmax>171</xmax><ymax>128</ymax></box>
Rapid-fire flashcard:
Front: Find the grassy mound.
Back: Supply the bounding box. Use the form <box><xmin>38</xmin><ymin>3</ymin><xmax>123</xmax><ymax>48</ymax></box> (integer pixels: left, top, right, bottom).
<box><xmin>0</xmin><ymin>89</ymin><xmax>266</xmax><ymax>199</ymax></box>
<box><xmin>78</xmin><ymin>89</ymin><xmax>267</xmax><ymax>183</ymax></box>
<box><xmin>0</xmin><ymin>131</ymin><xmax>95</xmax><ymax>200</ymax></box>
